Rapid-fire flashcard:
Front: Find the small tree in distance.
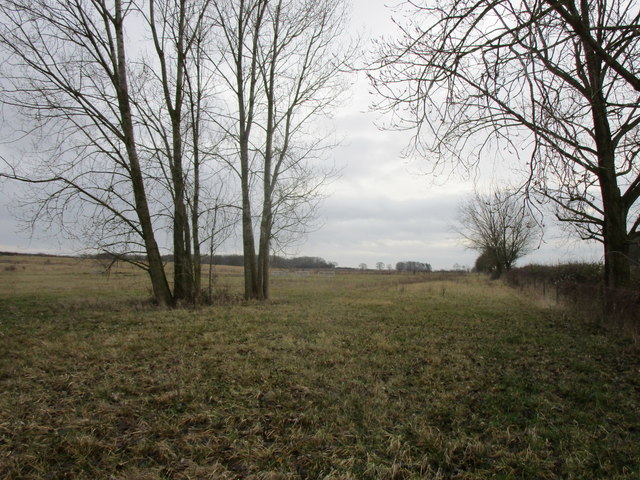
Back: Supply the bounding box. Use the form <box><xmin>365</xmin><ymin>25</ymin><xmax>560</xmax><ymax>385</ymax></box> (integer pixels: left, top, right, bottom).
<box><xmin>458</xmin><ymin>190</ymin><xmax>540</xmax><ymax>277</ymax></box>
<box><xmin>396</xmin><ymin>261</ymin><xmax>432</xmax><ymax>273</ymax></box>
<box><xmin>474</xmin><ymin>249</ymin><xmax>499</xmax><ymax>275</ymax></box>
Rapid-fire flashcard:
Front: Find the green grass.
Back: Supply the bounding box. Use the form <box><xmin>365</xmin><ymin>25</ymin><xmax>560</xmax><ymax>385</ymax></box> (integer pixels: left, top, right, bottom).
<box><xmin>0</xmin><ymin>256</ymin><xmax>639</xmax><ymax>479</ymax></box>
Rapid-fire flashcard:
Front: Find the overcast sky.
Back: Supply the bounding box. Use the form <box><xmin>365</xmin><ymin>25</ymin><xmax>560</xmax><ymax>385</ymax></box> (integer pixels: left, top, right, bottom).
<box><xmin>0</xmin><ymin>0</ymin><xmax>602</xmax><ymax>269</ymax></box>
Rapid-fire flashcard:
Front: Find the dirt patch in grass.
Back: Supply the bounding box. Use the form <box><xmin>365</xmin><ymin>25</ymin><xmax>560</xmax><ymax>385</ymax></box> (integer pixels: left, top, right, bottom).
<box><xmin>0</xmin><ymin>263</ymin><xmax>638</xmax><ymax>478</ymax></box>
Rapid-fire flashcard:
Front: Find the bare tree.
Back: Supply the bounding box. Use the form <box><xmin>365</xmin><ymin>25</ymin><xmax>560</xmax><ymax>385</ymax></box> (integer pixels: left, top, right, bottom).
<box><xmin>370</xmin><ymin>0</ymin><xmax>640</xmax><ymax>289</ymax></box>
<box><xmin>201</xmin><ymin>189</ymin><xmax>239</xmax><ymax>301</ymax></box>
<box><xmin>212</xmin><ymin>0</ymin><xmax>351</xmax><ymax>299</ymax></box>
<box><xmin>0</xmin><ymin>0</ymin><xmax>174</xmax><ymax>305</ymax></box>
<box><xmin>0</xmin><ymin>0</ymin><xmax>235</xmax><ymax>306</ymax></box>
<box><xmin>474</xmin><ymin>249</ymin><xmax>499</xmax><ymax>275</ymax></box>
<box><xmin>457</xmin><ymin>191</ymin><xmax>540</xmax><ymax>276</ymax></box>
<box><xmin>135</xmin><ymin>0</ymin><xmax>217</xmax><ymax>303</ymax></box>
<box><xmin>210</xmin><ymin>0</ymin><xmax>265</xmax><ymax>299</ymax></box>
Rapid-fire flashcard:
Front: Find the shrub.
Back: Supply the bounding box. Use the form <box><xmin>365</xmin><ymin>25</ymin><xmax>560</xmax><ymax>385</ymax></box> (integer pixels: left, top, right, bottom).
<box><xmin>503</xmin><ymin>262</ymin><xmax>603</xmax><ymax>287</ymax></box>
<box><xmin>504</xmin><ymin>263</ymin><xmax>639</xmax><ymax>334</ymax></box>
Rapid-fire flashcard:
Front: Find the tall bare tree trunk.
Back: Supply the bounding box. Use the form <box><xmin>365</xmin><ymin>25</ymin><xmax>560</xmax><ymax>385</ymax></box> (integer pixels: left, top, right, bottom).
<box><xmin>149</xmin><ymin>0</ymin><xmax>199</xmax><ymax>303</ymax></box>
<box><xmin>582</xmin><ymin>16</ymin><xmax>632</xmax><ymax>289</ymax></box>
<box><xmin>187</xmin><ymin>23</ymin><xmax>212</xmax><ymax>304</ymax></box>
<box><xmin>235</xmin><ymin>0</ymin><xmax>264</xmax><ymax>300</ymax></box>
<box><xmin>256</xmin><ymin>0</ymin><xmax>280</xmax><ymax>300</ymax></box>
<box><xmin>257</xmin><ymin>206</ymin><xmax>272</xmax><ymax>299</ymax></box>
<box><xmin>599</xmin><ymin>164</ymin><xmax>631</xmax><ymax>288</ymax></box>
<box><xmin>214</xmin><ymin>0</ymin><xmax>347</xmax><ymax>300</ymax></box>
<box><xmin>115</xmin><ymin>0</ymin><xmax>173</xmax><ymax>306</ymax></box>
<box><xmin>171</xmin><ymin>0</ymin><xmax>193</xmax><ymax>303</ymax></box>
<box><xmin>191</xmin><ymin>80</ymin><xmax>203</xmax><ymax>302</ymax></box>
<box><xmin>240</xmin><ymin>139</ymin><xmax>259</xmax><ymax>299</ymax></box>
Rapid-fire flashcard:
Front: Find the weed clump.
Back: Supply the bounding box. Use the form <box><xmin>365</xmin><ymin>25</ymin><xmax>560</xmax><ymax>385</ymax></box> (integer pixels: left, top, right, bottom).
<box><xmin>200</xmin><ymin>284</ymin><xmax>244</xmax><ymax>306</ymax></box>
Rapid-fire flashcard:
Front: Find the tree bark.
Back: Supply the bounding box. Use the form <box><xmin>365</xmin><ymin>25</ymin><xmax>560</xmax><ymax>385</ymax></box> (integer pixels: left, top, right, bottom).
<box><xmin>257</xmin><ymin>207</ymin><xmax>272</xmax><ymax>300</ymax></box>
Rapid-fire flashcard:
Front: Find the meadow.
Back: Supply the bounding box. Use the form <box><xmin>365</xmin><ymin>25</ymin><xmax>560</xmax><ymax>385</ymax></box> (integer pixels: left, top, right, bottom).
<box><xmin>0</xmin><ymin>254</ymin><xmax>638</xmax><ymax>479</ymax></box>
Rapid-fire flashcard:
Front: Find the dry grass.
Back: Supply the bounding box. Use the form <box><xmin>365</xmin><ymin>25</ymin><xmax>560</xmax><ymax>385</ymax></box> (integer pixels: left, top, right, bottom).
<box><xmin>0</xmin><ymin>255</ymin><xmax>639</xmax><ymax>479</ymax></box>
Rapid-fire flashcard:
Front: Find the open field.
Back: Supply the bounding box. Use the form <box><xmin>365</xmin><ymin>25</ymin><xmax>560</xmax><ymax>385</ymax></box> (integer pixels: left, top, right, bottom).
<box><xmin>0</xmin><ymin>255</ymin><xmax>639</xmax><ymax>479</ymax></box>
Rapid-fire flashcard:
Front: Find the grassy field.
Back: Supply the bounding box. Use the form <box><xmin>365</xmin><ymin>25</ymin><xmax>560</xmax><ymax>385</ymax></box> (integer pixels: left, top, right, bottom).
<box><xmin>0</xmin><ymin>255</ymin><xmax>639</xmax><ymax>479</ymax></box>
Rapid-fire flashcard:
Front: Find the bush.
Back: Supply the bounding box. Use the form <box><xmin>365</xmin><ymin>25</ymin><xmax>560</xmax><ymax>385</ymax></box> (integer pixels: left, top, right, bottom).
<box><xmin>503</xmin><ymin>262</ymin><xmax>603</xmax><ymax>287</ymax></box>
<box><xmin>504</xmin><ymin>263</ymin><xmax>639</xmax><ymax>334</ymax></box>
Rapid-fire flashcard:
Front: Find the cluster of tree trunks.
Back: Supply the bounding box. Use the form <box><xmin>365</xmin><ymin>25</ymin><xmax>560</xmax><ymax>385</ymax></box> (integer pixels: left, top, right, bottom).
<box><xmin>0</xmin><ymin>0</ymin><xmax>349</xmax><ymax>305</ymax></box>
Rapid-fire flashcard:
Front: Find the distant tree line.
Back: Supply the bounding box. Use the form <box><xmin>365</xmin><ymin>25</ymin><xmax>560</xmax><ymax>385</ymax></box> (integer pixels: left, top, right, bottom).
<box><xmin>209</xmin><ymin>255</ymin><xmax>335</xmax><ymax>269</ymax></box>
<box><xmin>396</xmin><ymin>261</ymin><xmax>432</xmax><ymax>273</ymax></box>
<box><xmin>86</xmin><ymin>252</ymin><xmax>335</xmax><ymax>270</ymax></box>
